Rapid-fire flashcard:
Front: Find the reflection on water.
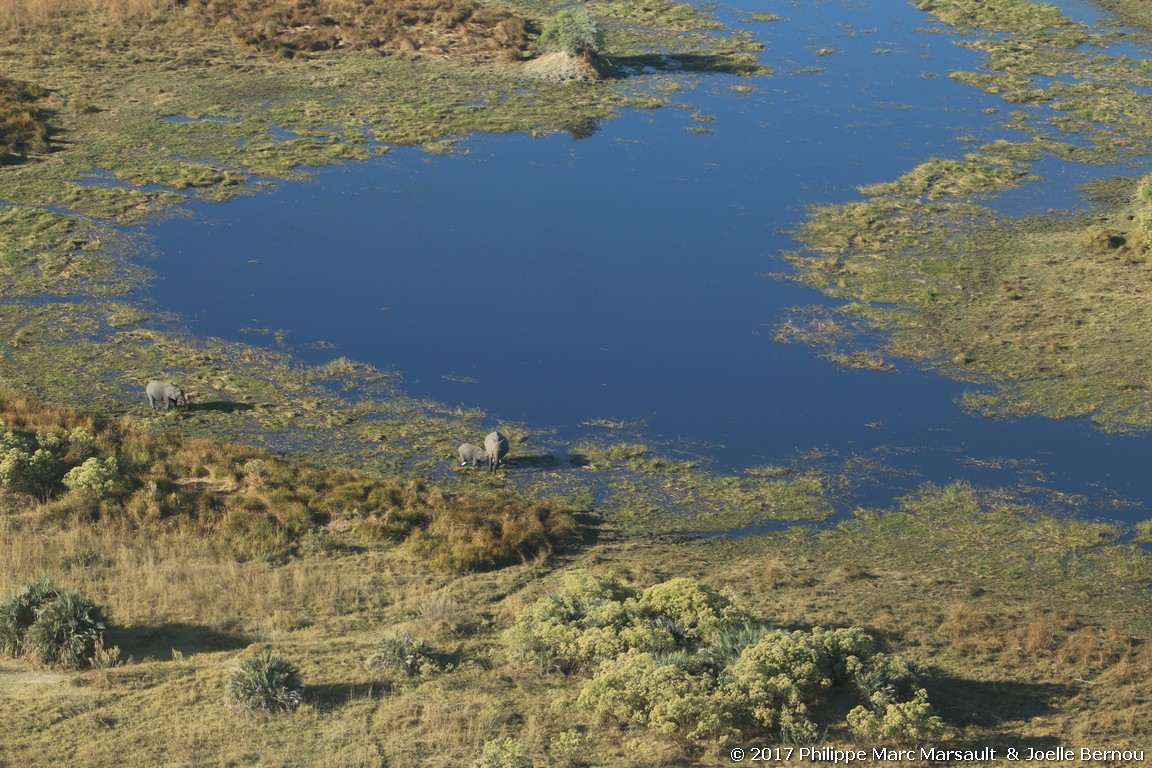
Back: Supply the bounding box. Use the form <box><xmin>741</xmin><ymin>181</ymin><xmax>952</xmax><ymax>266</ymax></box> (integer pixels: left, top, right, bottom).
<box><xmin>143</xmin><ymin>0</ymin><xmax>1151</xmax><ymax>521</ymax></box>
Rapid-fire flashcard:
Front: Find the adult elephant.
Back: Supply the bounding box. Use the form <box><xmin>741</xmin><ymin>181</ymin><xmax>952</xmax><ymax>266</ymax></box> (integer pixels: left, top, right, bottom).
<box><xmin>484</xmin><ymin>431</ymin><xmax>509</xmax><ymax>474</ymax></box>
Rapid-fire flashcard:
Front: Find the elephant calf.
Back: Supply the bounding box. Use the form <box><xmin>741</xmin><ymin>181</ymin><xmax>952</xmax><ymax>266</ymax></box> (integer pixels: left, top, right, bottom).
<box><xmin>457</xmin><ymin>443</ymin><xmax>489</xmax><ymax>467</ymax></box>
<box><xmin>146</xmin><ymin>380</ymin><xmax>186</xmax><ymax>411</ymax></box>
<box><xmin>484</xmin><ymin>431</ymin><xmax>509</xmax><ymax>473</ymax></box>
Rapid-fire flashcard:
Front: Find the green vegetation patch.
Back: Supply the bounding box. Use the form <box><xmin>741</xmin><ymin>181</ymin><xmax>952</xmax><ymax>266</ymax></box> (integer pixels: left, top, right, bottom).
<box><xmin>606</xmin><ymin>462</ymin><xmax>834</xmax><ymax>534</ymax></box>
<box><xmin>815</xmin><ymin>482</ymin><xmax>1152</xmax><ymax>631</ymax></box>
<box><xmin>507</xmin><ymin>572</ymin><xmax>945</xmax><ymax>744</ymax></box>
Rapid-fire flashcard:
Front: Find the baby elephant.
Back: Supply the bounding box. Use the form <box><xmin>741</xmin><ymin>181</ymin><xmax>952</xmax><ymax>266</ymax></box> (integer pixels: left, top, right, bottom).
<box><xmin>146</xmin><ymin>380</ymin><xmax>186</xmax><ymax>411</ymax></box>
<box><xmin>484</xmin><ymin>431</ymin><xmax>509</xmax><ymax>474</ymax></box>
<box><xmin>457</xmin><ymin>443</ymin><xmax>489</xmax><ymax>467</ymax></box>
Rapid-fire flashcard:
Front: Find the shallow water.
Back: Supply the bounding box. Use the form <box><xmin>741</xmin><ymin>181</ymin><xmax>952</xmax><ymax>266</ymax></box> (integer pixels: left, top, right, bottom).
<box><xmin>142</xmin><ymin>0</ymin><xmax>1152</xmax><ymax>520</ymax></box>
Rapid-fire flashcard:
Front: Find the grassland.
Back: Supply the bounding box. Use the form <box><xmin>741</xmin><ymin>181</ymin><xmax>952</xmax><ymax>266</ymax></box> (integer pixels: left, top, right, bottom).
<box><xmin>1</xmin><ymin>408</ymin><xmax>1149</xmax><ymax>765</ymax></box>
<box><xmin>782</xmin><ymin>0</ymin><xmax>1152</xmax><ymax>430</ymax></box>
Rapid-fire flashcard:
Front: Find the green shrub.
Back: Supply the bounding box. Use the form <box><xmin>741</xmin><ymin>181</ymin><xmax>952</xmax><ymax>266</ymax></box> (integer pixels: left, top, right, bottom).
<box><xmin>506</xmin><ymin>573</ymin><xmax>756</xmax><ymax>673</ymax></box>
<box><xmin>0</xmin><ymin>446</ymin><xmax>62</xmax><ymax>499</ymax></box>
<box><xmin>578</xmin><ymin>650</ymin><xmax>739</xmax><ymax>742</ymax></box>
<box><xmin>638</xmin><ymin>578</ymin><xmax>754</xmax><ymax>645</ymax></box>
<box><xmin>475</xmin><ymin>736</ymin><xmax>533</xmax><ymax>768</ymax></box>
<box><xmin>847</xmin><ymin>688</ymin><xmax>948</xmax><ymax>743</ymax></box>
<box><xmin>1135</xmin><ymin>519</ymin><xmax>1152</xmax><ymax>545</ymax></box>
<box><xmin>722</xmin><ymin>626</ymin><xmax>875</xmax><ymax>741</ymax></box>
<box><xmin>538</xmin><ymin>7</ymin><xmax>604</xmax><ymax>57</ymax></box>
<box><xmin>22</xmin><ymin>590</ymin><xmax>108</xmax><ymax>669</ymax></box>
<box><xmin>366</xmin><ymin>632</ymin><xmax>437</xmax><ymax>676</ymax></box>
<box><xmin>0</xmin><ymin>576</ymin><xmax>59</xmax><ymax>657</ymax></box>
<box><xmin>227</xmin><ymin>650</ymin><xmax>304</xmax><ymax>713</ymax></box>
<box><xmin>62</xmin><ymin>456</ymin><xmax>125</xmax><ymax>498</ymax></box>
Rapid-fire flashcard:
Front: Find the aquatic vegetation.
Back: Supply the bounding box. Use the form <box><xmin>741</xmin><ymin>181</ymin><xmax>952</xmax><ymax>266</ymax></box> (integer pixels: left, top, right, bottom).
<box><xmin>780</xmin><ymin>0</ymin><xmax>1152</xmax><ymax>431</ymax></box>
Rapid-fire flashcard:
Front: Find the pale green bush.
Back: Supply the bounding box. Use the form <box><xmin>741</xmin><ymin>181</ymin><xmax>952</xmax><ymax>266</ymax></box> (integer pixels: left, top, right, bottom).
<box><xmin>578</xmin><ymin>650</ymin><xmax>740</xmax><ymax>742</ymax></box>
<box><xmin>0</xmin><ymin>447</ymin><xmax>61</xmax><ymax>499</ymax></box>
<box><xmin>475</xmin><ymin>736</ymin><xmax>533</xmax><ymax>768</ymax></box>
<box><xmin>62</xmin><ymin>456</ymin><xmax>124</xmax><ymax>498</ymax></box>
<box><xmin>638</xmin><ymin>577</ymin><xmax>754</xmax><ymax>645</ymax></box>
<box><xmin>510</xmin><ymin>573</ymin><xmax>943</xmax><ymax>745</ymax></box>
<box><xmin>506</xmin><ymin>573</ymin><xmax>753</xmax><ymax>673</ymax></box>
<box><xmin>847</xmin><ymin>688</ymin><xmax>947</xmax><ymax>743</ymax></box>
<box><xmin>538</xmin><ymin>7</ymin><xmax>603</xmax><ymax>57</ymax></box>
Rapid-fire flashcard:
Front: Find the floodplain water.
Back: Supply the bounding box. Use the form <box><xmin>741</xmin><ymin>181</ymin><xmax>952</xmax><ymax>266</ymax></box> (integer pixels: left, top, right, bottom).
<box><xmin>143</xmin><ymin>0</ymin><xmax>1152</xmax><ymax>522</ymax></box>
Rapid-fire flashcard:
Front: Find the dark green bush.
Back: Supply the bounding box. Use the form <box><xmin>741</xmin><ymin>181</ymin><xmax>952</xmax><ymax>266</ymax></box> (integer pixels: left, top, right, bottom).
<box><xmin>227</xmin><ymin>650</ymin><xmax>304</xmax><ymax>713</ymax></box>
<box><xmin>0</xmin><ymin>576</ymin><xmax>59</xmax><ymax>657</ymax></box>
<box><xmin>22</xmin><ymin>589</ymin><xmax>107</xmax><ymax>669</ymax></box>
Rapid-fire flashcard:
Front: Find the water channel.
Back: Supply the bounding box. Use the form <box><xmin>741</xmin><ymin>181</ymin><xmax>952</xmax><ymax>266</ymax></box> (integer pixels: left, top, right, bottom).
<box><xmin>141</xmin><ymin>0</ymin><xmax>1152</xmax><ymax>522</ymax></box>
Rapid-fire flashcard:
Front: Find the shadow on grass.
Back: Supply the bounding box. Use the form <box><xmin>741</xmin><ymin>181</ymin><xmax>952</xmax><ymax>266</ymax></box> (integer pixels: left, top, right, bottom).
<box><xmin>307</xmin><ymin>680</ymin><xmax>393</xmax><ymax>712</ymax></box>
<box><xmin>108</xmin><ymin>622</ymin><xmax>251</xmax><ymax>661</ymax></box>
<box><xmin>924</xmin><ymin>669</ymin><xmax>1074</xmax><ymax>731</ymax></box>
<box><xmin>188</xmin><ymin>400</ymin><xmax>256</xmax><ymax>414</ymax></box>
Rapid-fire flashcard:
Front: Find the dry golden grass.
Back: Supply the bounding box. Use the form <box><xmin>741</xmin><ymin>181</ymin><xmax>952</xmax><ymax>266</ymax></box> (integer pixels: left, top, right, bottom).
<box><xmin>0</xmin><ymin>0</ymin><xmax>530</xmax><ymax>59</ymax></box>
<box><xmin>0</xmin><ymin>0</ymin><xmax>173</xmax><ymax>28</ymax></box>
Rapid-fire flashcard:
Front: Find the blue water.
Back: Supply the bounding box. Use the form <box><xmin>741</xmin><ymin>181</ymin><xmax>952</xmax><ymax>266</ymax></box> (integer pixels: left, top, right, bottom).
<box><xmin>140</xmin><ymin>0</ymin><xmax>1152</xmax><ymax>519</ymax></box>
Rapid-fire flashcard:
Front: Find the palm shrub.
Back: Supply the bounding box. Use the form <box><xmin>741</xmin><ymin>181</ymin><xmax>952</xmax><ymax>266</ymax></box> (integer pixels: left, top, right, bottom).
<box><xmin>227</xmin><ymin>650</ymin><xmax>304</xmax><ymax>713</ymax></box>
<box><xmin>366</xmin><ymin>632</ymin><xmax>437</xmax><ymax>676</ymax></box>
<box><xmin>0</xmin><ymin>576</ymin><xmax>59</xmax><ymax>657</ymax></box>
<box><xmin>23</xmin><ymin>590</ymin><xmax>107</xmax><ymax>669</ymax></box>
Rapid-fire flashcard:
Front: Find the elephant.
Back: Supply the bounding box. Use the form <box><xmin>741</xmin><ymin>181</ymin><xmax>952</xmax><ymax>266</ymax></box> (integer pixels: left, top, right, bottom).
<box><xmin>484</xmin><ymin>431</ymin><xmax>509</xmax><ymax>473</ymax></box>
<box><xmin>457</xmin><ymin>443</ymin><xmax>489</xmax><ymax>467</ymax></box>
<box><xmin>146</xmin><ymin>380</ymin><xmax>186</xmax><ymax>411</ymax></box>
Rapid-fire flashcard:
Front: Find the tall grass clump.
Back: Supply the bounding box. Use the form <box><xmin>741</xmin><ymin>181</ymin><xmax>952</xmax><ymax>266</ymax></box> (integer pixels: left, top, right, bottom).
<box><xmin>227</xmin><ymin>650</ymin><xmax>304</xmax><ymax>714</ymax></box>
<box><xmin>406</xmin><ymin>490</ymin><xmax>578</xmax><ymax>572</ymax></box>
<box><xmin>0</xmin><ymin>77</ymin><xmax>49</xmax><ymax>164</ymax></box>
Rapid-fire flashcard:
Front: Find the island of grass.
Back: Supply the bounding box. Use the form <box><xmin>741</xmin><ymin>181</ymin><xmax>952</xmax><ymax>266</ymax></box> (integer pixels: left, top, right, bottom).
<box><xmin>782</xmin><ymin>0</ymin><xmax>1152</xmax><ymax>431</ymax></box>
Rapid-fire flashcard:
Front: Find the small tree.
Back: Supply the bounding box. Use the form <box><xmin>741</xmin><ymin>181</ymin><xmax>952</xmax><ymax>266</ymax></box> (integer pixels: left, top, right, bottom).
<box><xmin>538</xmin><ymin>7</ymin><xmax>604</xmax><ymax>57</ymax></box>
